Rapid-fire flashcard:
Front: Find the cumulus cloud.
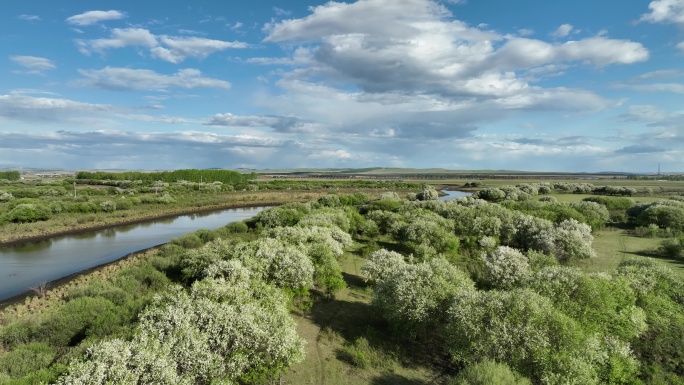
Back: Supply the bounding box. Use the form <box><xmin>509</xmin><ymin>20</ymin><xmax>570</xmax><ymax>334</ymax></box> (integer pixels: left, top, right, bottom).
<box><xmin>678</xmin><ymin>41</ymin><xmax>684</xmax><ymax>51</ymax></box>
<box><xmin>551</xmin><ymin>24</ymin><xmax>573</xmax><ymax>38</ymax></box>
<box><xmin>262</xmin><ymin>0</ymin><xmax>647</xmax><ymax>101</ymax></box>
<box><xmin>205</xmin><ymin>113</ymin><xmax>317</xmax><ymax>133</ymax></box>
<box><xmin>640</xmin><ymin>0</ymin><xmax>684</xmax><ymax>24</ymax></box>
<box><xmin>76</xmin><ymin>28</ymin><xmax>248</xmax><ymax>62</ymax></box>
<box><xmin>66</xmin><ymin>10</ymin><xmax>126</xmax><ymax>26</ymax></box>
<box><xmin>77</xmin><ymin>67</ymin><xmax>231</xmax><ymax>91</ymax></box>
<box><xmin>10</xmin><ymin>55</ymin><xmax>55</xmax><ymax>74</ymax></box>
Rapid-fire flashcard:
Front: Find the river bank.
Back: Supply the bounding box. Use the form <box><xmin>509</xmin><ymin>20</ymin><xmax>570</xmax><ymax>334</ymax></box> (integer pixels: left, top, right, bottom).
<box><xmin>0</xmin><ymin>190</ymin><xmax>327</xmax><ymax>246</ymax></box>
<box><xmin>0</xmin><ymin>246</ymin><xmax>159</xmax><ymax>316</ymax></box>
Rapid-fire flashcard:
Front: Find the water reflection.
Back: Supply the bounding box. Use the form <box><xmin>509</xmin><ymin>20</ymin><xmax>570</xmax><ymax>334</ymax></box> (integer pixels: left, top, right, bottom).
<box><xmin>439</xmin><ymin>190</ymin><xmax>472</xmax><ymax>201</ymax></box>
<box><xmin>9</xmin><ymin>239</ymin><xmax>53</xmax><ymax>253</ymax></box>
<box><xmin>0</xmin><ymin>206</ymin><xmax>267</xmax><ymax>300</ymax></box>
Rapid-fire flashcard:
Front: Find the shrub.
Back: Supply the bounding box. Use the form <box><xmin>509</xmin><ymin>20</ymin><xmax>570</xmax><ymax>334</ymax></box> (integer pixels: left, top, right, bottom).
<box><xmin>449</xmin><ymin>359</ymin><xmax>532</xmax><ymax>385</ymax></box>
<box><xmin>5</xmin><ymin>203</ymin><xmax>52</xmax><ymax>223</ymax></box>
<box><xmin>225</xmin><ymin>221</ymin><xmax>248</xmax><ymax>233</ymax></box>
<box><xmin>0</xmin><ymin>342</ymin><xmax>55</xmax><ymax>378</ymax></box>
<box><xmin>171</xmin><ymin>233</ymin><xmax>204</xmax><ymax>249</ymax></box>
<box><xmin>658</xmin><ymin>238</ymin><xmax>683</xmax><ymax>259</ymax></box>
<box><xmin>362</xmin><ymin>249</ymin><xmax>406</xmax><ymax>283</ymax></box>
<box><xmin>374</xmin><ymin>258</ymin><xmax>474</xmax><ymax>337</ymax></box>
<box><xmin>99</xmin><ymin>200</ymin><xmax>116</xmax><ymax>212</ymax></box>
<box><xmin>483</xmin><ymin>246</ymin><xmax>531</xmax><ymax>289</ymax></box>
<box><xmin>40</xmin><ymin>297</ymin><xmax>124</xmax><ymax>347</ymax></box>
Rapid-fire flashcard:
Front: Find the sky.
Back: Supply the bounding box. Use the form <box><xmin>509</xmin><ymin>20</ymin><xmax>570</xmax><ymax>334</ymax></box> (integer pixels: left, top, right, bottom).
<box><xmin>0</xmin><ymin>0</ymin><xmax>683</xmax><ymax>172</ymax></box>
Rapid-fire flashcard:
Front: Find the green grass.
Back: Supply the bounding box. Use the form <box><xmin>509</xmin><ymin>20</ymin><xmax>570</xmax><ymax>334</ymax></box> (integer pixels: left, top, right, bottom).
<box><xmin>571</xmin><ymin>229</ymin><xmax>684</xmax><ymax>275</ymax></box>
<box><xmin>282</xmin><ymin>250</ymin><xmax>438</xmax><ymax>385</ymax></box>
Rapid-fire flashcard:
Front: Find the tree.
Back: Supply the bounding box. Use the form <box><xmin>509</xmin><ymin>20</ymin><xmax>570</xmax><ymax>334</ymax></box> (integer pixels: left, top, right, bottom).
<box><xmin>552</xmin><ymin>219</ymin><xmax>596</xmax><ymax>262</ymax></box>
<box><xmin>373</xmin><ymin>258</ymin><xmax>474</xmax><ymax>337</ymax></box>
<box><xmin>361</xmin><ymin>249</ymin><xmax>406</xmax><ymax>283</ymax></box>
<box><xmin>483</xmin><ymin>246</ymin><xmax>531</xmax><ymax>289</ymax></box>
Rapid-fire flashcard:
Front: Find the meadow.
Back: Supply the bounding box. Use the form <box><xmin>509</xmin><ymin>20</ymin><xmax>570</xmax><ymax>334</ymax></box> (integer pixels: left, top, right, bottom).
<box><xmin>1</xmin><ymin>172</ymin><xmax>683</xmax><ymax>384</ymax></box>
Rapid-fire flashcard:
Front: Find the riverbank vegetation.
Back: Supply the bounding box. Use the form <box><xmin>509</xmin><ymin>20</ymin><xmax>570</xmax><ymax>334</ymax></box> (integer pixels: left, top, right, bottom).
<box><xmin>0</xmin><ymin>171</ymin><xmax>420</xmax><ymax>244</ymax></box>
<box><xmin>1</xmin><ymin>179</ymin><xmax>683</xmax><ymax>384</ymax></box>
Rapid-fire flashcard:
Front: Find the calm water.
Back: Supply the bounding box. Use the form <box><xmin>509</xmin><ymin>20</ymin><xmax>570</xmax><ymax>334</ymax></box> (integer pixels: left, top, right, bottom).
<box><xmin>0</xmin><ymin>206</ymin><xmax>266</xmax><ymax>300</ymax></box>
<box><xmin>439</xmin><ymin>190</ymin><xmax>472</xmax><ymax>201</ymax></box>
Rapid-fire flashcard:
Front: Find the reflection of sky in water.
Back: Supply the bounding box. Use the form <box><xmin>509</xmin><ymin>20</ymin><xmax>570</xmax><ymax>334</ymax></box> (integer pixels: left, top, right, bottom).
<box><xmin>438</xmin><ymin>190</ymin><xmax>472</xmax><ymax>201</ymax></box>
<box><xmin>0</xmin><ymin>206</ymin><xmax>266</xmax><ymax>300</ymax></box>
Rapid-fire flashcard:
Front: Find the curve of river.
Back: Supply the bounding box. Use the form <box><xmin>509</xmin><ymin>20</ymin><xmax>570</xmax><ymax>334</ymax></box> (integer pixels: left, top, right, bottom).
<box><xmin>0</xmin><ymin>206</ymin><xmax>266</xmax><ymax>301</ymax></box>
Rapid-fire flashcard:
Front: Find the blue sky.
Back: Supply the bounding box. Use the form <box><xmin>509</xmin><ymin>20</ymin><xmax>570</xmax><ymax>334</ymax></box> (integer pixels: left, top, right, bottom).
<box><xmin>1</xmin><ymin>0</ymin><xmax>683</xmax><ymax>172</ymax></box>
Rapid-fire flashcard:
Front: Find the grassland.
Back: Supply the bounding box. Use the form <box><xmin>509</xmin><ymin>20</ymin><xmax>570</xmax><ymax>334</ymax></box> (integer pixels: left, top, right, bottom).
<box><xmin>283</xmin><ymin>249</ymin><xmax>441</xmax><ymax>385</ymax></box>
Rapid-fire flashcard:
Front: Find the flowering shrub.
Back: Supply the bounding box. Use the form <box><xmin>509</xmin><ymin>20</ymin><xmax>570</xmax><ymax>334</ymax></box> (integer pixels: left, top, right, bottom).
<box><xmin>483</xmin><ymin>246</ymin><xmax>531</xmax><ymax>289</ymax></box>
<box><xmin>361</xmin><ymin>249</ymin><xmax>406</xmax><ymax>283</ymax></box>
<box><xmin>58</xmin><ymin>279</ymin><xmax>305</xmax><ymax>384</ymax></box>
<box><xmin>373</xmin><ymin>258</ymin><xmax>474</xmax><ymax>336</ymax></box>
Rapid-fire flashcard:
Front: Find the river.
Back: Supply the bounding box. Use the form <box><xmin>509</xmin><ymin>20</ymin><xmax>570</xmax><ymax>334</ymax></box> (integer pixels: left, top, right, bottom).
<box><xmin>0</xmin><ymin>206</ymin><xmax>266</xmax><ymax>301</ymax></box>
<box><xmin>439</xmin><ymin>190</ymin><xmax>472</xmax><ymax>201</ymax></box>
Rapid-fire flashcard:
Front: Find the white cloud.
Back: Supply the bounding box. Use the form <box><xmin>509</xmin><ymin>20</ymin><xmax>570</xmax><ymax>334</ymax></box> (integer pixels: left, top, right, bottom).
<box><xmin>18</xmin><ymin>14</ymin><xmax>40</xmax><ymax>21</ymax></box>
<box><xmin>551</xmin><ymin>24</ymin><xmax>573</xmax><ymax>38</ymax></box>
<box><xmin>0</xmin><ymin>130</ymin><xmax>293</xmax><ymax>170</ymax></box>
<box><xmin>260</xmin><ymin>0</ymin><xmax>646</xmax><ymax>111</ymax></box>
<box><xmin>0</xmin><ymin>94</ymin><xmax>115</xmax><ymax>123</ymax></box>
<box><xmin>678</xmin><ymin>41</ymin><xmax>684</xmax><ymax>51</ymax></box>
<box><xmin>620</xmin><ymin>83</ymin><xmax>684</xmax><ymax>94</ymax></box>
<box><xmin>77</xmin><ymin>67</ymin><xmax>231</xmax><ymax>91</ymax></box>
<box><xmin>205</xmin><ymin>113</ymin><xmax>317</xmax><ymax>133</ymax></box>
<box><xmin>76</xmin><ymin>28</ymin><xmax>248</xmax><ymax>62</ymax></box>
<box><xmin>10</xmin><ymin>55</ymin><xmax>56</xmax><ymax>72</ymax></box>
<box><xmin>640</xmin><ymin>0</ymin><xmax>684</xmax><ymax>24</ymax></box>
<box><xmin>151</xmin><ymin>36</ymin><xmax>248</xmax><ymax>63</ymax></box>
<box><xmin>619</xmin><ymin>104</ymin><xmax>671</xmax><ymax>122</ymax></box>
<box><xmin>66</xmin><ymin>10</ymin><xmax>126</xmax><ymax>26</ymax></box>
<box><xmin>517</xmin><ymin>28</ymin><xmax>534</xmax><ymax>36</ymax></box>
<box><xmin>76</xmin><ymin>28</ymin><xmax>157</xmax><ymax>55</ymax></box>
<box><xmin>273</xmin><ymin>7</ymin><xmax>292</xmax><ymax>16</ymax></box>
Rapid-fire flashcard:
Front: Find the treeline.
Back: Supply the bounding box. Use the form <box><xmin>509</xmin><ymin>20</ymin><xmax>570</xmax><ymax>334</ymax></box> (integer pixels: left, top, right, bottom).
<box><xmin>0</xmin><ymin>172</ymin><xmax>20</xmax><ymax>181</ymax></box>
<box><xmin>75</xmin><ymin>169</ymin><xmax>256</xmax><ymax>185</ymax></box>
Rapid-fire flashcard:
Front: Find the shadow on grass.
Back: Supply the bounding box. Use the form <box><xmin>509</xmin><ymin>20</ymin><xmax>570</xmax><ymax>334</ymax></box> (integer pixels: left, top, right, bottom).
<box><xmin>342</xmin><ymin>271</ymin><xmax>370</xmax><ymax>290</ymax></box>
<box><xmin>370</xmin><ymin>373</ymin><xmax>431</xmax><ymax>385</ymax></box>
<box><xmin>623</xmin><ymin>250</ymin><xmax>684</xmax><ymax>269</ymax></box>
<box><xmin>309</xmin><ymin>294</ymin><xmax>381</xmax><ymax>342</ymax></box>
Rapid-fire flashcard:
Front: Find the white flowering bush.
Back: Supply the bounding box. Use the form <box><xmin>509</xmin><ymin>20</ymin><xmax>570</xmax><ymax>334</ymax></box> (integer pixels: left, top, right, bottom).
<box><xmin>483</xmin><ymin>246</ymin><xmax>531</xmax><ymax>289</ymax></box>
<box><xmin>551</xmin><ymin>219</ymin><xmax>596</xmax><ymax>262</ymax></box>
<box><xmin>361</xmin><ymin>249</ymin><xmax>406</xmax><ymax>283</ymax></box>
<box><xmin>56</xmin><ymin>338</ymin><xmax>189</xmax><ymax>385</ymax></box>
<box><xmin>297</xmin><ymin>209</ymin><xmax>351</xmax><ymax>232</ymax></box>
<box><xmin>374</xmin><ymin>258</ymin><xmax>474</xmax><ymax>336</ymax></box>
<box><xmin>505</xmin><ymin>214</ymin><xmax>555</xmax><ymax>254</ymax></box>
<box><xmin>99</xmin><ymin>200</ymin><xmax>116</xmax><ymax>213</ymax></box>
<box><xmin>58</xmin><ymin>278</ymin><xmax>304</xmax><ymax>385</ymax></box>
<box><xmin>0</xmin><ymin>191</ymin><xmax>13</xmax><ymax>202</ymax></box>
<box><xmin>379</xmin><ymin>191</ymin><xmax>400</xmax><ymax>200</ymax></box>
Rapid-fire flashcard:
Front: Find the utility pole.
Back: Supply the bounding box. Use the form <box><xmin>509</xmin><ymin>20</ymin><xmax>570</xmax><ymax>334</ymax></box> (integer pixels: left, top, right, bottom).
<box><xmin>73</xmin><ymin>181</ymin><xmax>76</xmax><ymax>199</ymax></box>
